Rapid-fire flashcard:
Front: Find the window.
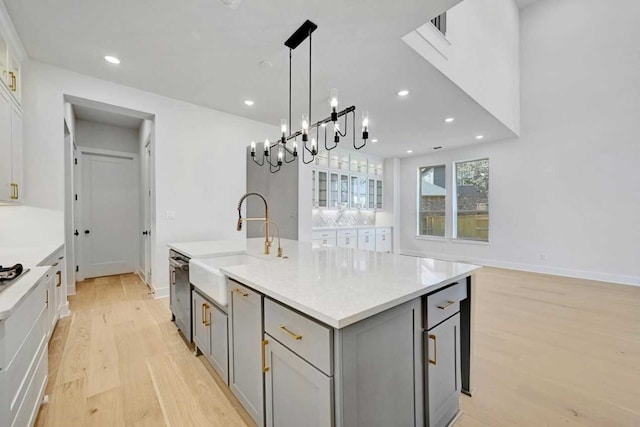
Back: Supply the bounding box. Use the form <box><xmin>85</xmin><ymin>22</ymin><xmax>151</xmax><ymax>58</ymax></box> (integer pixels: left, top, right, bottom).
<box><xmin>454</xmin><ymin>159</ymin><xmax>489</xmax><ymax>241</ymax></box>
<box><xmin>418</xmin><ymin>165</ymin><xmax>446</xmax><ymax>237</ymax></box>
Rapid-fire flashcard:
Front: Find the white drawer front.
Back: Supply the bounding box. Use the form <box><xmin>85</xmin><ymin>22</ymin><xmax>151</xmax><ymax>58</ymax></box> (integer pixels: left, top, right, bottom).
<box><xmin>426</xmin><ymin>282</ymin><xmax>467</xmax><ymax>330</ymax></box>
<box><xmin>337</xmin><ymin>229</ymin><xmax>357</xmax><ymax>238</ymax></box>
<box><xmin>264</xmin><ymin>299</ymin><xmax>332</xmax><ymax>375</ymax></box>
<box><xmin>1</xmin><ymin>270</ymin><xmax>49</xmax><ymax>369</ymax></box>
<box><xmin>312</xmin><ymin>230</ymin><xmax>337</xmax><ymax>240</ymax></box>
<box><xmin>375</xmin><ymin>227</ymin><xmax>392</xmax><ymax>235</ymax></box>
<box><xmin>357</xmin><ymin>228</ymin><xmax>375</xmax><ymax>236</ymax></box>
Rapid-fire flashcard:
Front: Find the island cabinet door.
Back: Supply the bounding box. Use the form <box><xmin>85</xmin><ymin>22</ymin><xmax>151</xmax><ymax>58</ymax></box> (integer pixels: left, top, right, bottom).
<box><xmin>229</xmin><ymin>282</ymin><xmax>264</xmax><ymax>427</ymax></box>
<box><xmin>264</xmin><ymin>336</ymin><xmax>333</xmax><ymax>427</ymax></box>
<box><xmin>209</xmin><ymin>304</ymin><xmax>229</xmax><ymax>385</ymax></box>
<box><xmin>426</xmin><ymin>313</ymin><xmax>461</xmax><ymax>427</ymax></box>
<box><xmin>192</xmin><ymin>291</ymin><xmax>211</xmax><ymax>357</ymax></box>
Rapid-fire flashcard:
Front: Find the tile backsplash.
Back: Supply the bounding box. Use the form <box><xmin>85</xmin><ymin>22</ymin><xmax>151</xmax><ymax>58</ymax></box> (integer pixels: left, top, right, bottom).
<box><xmin>312</xmin><ymin>209</ymin><xmax>376</xmax><ymax>228</ymax></box>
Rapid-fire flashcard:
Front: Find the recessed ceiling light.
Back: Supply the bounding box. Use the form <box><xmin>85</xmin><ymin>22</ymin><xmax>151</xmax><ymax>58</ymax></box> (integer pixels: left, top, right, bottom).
<box><xmin>371</xmin><ymin>139</ymin><xmax>378</xmax><ymax>143</ymax></box>
<box><xmin>244</xmin><ymin>100</ymin><xmax>254</xmax><ymax>106</ymax></box>
<box><xmin>444</xmin><ymin>117</ymin><xmax>455</xmax><ymax>123</ymax></box>
<box><xmin>397</xmin><ymin>90</ymin><xmax>410</xmax><ymax>97</ymax></box>
<box><xmin>406</xmin><ymin>149</ymin><xmax>413</xmax><ymax>153</ymax></box>
<box><xmin>475</xmin><ymin>135</ymin><xmax>484</xmax><ymax>140</ymax></box>
<box><xmin>104</xmin><ymin>55</ymin><xmax>120</xmax><ymax>64</ymax></box>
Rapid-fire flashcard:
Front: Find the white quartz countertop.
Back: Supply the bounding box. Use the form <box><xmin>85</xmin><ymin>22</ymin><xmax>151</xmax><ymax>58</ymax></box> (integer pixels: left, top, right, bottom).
<box><xmin>312</xmin><ymin>225</ymin><xmax>392</xmax><ymax>231</ymax></box>
<box><xmin>0</xmin><ymin>206</ymin><xmax>65</xmax><ymax>321</ymax></box>
<box><xmin>184</xmin><ymin>238</ymin><xmax>480</xmax><ymax>329</ymax></box>
<box><xmin>168</xmin><ymin>240</ymin><xmax>248</xmax><ymax>259</ymax></box>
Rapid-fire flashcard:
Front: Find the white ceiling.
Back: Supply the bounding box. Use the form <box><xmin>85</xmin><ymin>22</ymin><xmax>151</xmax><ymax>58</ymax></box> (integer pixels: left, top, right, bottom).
<box><xmin>73</xmin><ymin>105</ymin><xmax>143</xmax><ymax>129</ymax></box>
<box><xmin>6</xmin><ymin>0</ymin><xmax>515</xmax><ymax>158</ymax></box>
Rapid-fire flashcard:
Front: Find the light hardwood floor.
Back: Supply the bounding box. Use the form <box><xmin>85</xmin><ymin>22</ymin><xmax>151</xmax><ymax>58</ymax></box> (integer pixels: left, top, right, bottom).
<box><xmin>34</xmin><ymin>268</ymin><xmax>640</xmax><ymax>427</ymax></box>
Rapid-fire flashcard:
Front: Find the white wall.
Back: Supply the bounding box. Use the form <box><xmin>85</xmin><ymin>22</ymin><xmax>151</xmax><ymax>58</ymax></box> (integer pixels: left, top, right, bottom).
<box><xmin>22</xmin><ymin>60</ymin><xmax>278</xmax><ymax>297</ymax></box>
<box><xmin>403</xmin><ymin>0</ymin><xmax>520</xmax><ymax>135</ymax></box>
<box><xmin>75</xmin><ymin>120</ymin><xmax>139</xmax><ymax>153</ymax></box>
<box><xmin>398</xmin><ymin>0</ymin><xmax>640</xmax><ymax>286</ymax></box>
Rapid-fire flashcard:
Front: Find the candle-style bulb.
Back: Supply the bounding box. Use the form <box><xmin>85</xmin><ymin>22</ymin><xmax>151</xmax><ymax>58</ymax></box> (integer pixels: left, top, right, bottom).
<box><xmin>250</xmin><ymin>141</ymin><xmax>256</xmax><ymax>152</ymax></box>
<box><xmin>311</xmin><ymin>138</ymin><xmax>317</xmax><ymax>155</ymax></box>
<box><xmin>362</xmin><ymin>111</ymin><xmax>369</xmax><ymax>140</ymax></box>
<box><xmin>301</xmin><ymin>114</ymin><xmax>309</xmax><ymax>142</ymax></box>
<box><xmin>277</xmin><ymin>147</ymin><xmax>283</xmax><ymax>166</ymax></box>
<box><xmin>264</xmin><ymin>139</ymin><xmax>270</xmax><ymax>155</ymax></box>
<box><xmin>330</xmin><ymin>88</ymin><xmax>339</xmax><ymax>122</ymax></box>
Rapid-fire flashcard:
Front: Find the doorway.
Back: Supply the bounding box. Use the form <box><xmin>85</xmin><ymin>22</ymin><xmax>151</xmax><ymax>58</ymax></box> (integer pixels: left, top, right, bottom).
<box><xmin>63</xmin><ymin>97</ymin><xmax>155</xmax><ymax>288</ymax></box>
<box><xmin>77</xmin><ymin>149</ymin><xmax>138</xmax><ymax>278</ymax></box>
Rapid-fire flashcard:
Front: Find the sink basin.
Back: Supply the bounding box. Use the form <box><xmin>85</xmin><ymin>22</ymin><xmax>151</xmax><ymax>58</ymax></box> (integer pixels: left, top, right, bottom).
<box><xmin>189</xmin><ymin>254</ymin><xmax>262</xmax><ymax>306</ymax></box>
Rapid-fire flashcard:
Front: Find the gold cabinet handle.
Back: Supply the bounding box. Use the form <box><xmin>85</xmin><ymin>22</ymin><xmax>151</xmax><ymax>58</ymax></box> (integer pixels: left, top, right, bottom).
<box><xmin>10</xmin><ymin>183</ymin><xmax>18</xmax><ymax>200</ymax></box>
<box><xmin>202</xmin><ymin>303</ymin><xmax>210</xmax><ymax>326</ymax></box>
<box><xmin>56</xmin><ymin>271</ymin><xmax>62</xmax><ymax>287</ymax></box>
<box><xmin>279</xmin><ymin>325</ymin><xmax>303</xmax><ymax>341</ymax></box>
<box><xmin>233</xmin><ymin>288</ymin><xmax>249</xmax><ymax>297</ymax></box>
<box><xmin>12</xmin><ymin>73</ymin><xmax>16</xmax><ymax>92</ymax></box>
<box><xmin>262</xmin><ymin>339</ymin><xmax>270</xmax><ymax>372</ymax></box>
<box><xmin>437</xmin><ymin>300</ymin><xmax>456</xmax><ymax>310</ymax></box>
<box><xmin>428</xmin><ymin>334</ymin><xmax>437</xmax><ymax>365</ymax></box>
<box><xmin>8</xmin><ymin>72</ymin><xmax>16</xmax><ymax>91</ymax></box>
<box><xmin>14</xmin><ymin>183</ymin><xmax>18</xmax><ymax>199</ymax></box>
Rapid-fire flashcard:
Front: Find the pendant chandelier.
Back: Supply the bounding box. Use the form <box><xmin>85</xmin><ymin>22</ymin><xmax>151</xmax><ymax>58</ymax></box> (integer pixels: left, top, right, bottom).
<box><xmin>250</xmin><ymin>20</ymin><xmax>371</xmax><ymax>173</ymax></box>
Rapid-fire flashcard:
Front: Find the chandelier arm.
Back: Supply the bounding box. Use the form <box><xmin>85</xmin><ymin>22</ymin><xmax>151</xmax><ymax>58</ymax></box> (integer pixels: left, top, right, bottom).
<box><xmin>354</xmin><ymin>110</ymin><xmax>366</xmax><ymax>149</ymax></box>
<box><xmin>325</xmin><ymin>119</ymin><xmax>338</xmax><ymax>151</ymax></box>
<box><xmin>337</xmin><ymin>110</ymin><xmax>348</xmax><ymax>137</ymax></box>
<box><xmin>252</xmin><ymin>151</ymin><xmax>265</xmax><ymax>166</ymax></box>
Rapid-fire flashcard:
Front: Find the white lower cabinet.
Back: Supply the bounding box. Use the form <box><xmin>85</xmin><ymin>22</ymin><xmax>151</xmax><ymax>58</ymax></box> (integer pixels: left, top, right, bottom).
<box><xmin>264</xmin><ymin>336</ymin><xmax>333</xmax><ymax>427</ymax></box>
<box><xmin>375</xmin><ymin>228</ymin><xmax>392</xmax><ymax>253</ymax></box>
<box><xmin>358</xmin><ymin>229</ymin><xmax>376</xmax><ymax>251</ymax></box>
<box><xmin>193</xmin><ymin>290</ymin><xmax>229</xmax><ymax>384</ymax></box>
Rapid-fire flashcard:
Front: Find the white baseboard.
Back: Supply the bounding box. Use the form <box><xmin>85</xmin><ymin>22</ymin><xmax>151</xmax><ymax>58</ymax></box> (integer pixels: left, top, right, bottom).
<box><xmin>400</xmin><ymin>249</ymin><xmax>640</xmax><ymax>287</ymax></box>
<box><xmin>59</xmin><ymin>301</ymin><xmax>71</xmax><ymax>318</ymax></box>
<box><xmin>153</xmin><ymin>286</ymin><xmax>169</xmax><ymax>299</ymax></box>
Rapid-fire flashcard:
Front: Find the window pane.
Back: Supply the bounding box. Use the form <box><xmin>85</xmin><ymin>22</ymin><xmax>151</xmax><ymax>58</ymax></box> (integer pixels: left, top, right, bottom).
<box><xmin>418</xmin><ymin>165</ymin><xmax>446</xmax><ymax>237</ymax></box>
<box><xmin>455</xmin><ymin>159</ymin><xmax>489</xmax><ymax>241</ymax></box>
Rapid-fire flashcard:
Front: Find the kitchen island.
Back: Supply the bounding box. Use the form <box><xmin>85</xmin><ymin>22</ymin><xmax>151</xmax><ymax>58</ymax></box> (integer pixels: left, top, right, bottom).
<box><xmin>168</xmin><ymin>238</ymin><xmax>480</xmax><ymax>427</ymax></box>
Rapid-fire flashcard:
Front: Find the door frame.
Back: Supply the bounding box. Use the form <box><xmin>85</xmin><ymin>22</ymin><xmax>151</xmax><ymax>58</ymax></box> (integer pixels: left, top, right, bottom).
<box><xmin>142</xmin><ymin>136</ymin><xmax>152</xmax><ymax>285</ymax></box>
<box><xmin>76</xmin><ymin>146</ymin><xmax>140</xmax><ymax>280</ymax></box>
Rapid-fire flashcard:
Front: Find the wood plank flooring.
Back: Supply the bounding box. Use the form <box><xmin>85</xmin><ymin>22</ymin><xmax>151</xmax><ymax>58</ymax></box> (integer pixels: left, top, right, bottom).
<box><xmin>34</xmin><ymin>268</ymin><xmax>640</xmax><ymax>426</ymax></box>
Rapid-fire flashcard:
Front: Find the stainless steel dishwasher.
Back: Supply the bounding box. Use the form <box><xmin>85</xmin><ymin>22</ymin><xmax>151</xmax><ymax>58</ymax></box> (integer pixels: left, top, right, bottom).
<box><xmin>169</xmin><ymin>250</ymin><xmax>191</xmax><ymax>342</ymax></box>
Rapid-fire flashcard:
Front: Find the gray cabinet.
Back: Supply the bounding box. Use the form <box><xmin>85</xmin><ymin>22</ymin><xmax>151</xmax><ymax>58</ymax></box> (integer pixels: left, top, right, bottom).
<box><xmin>426</xmin><ymin>314</ymin><xmax>461</xmax><ymax>427</ymax></box>
<box><xmin>209</xmin><ymin>304</ymin><xmax>229</xmax><ymax>384</ymax></box>
<box><xmin>192</xmin><ymin>291</ymin><xmax>210</xmax><ymax>357</ymax></box>
<box><xmin>338</xmin><ymin>298</ymin><xmax>423</xmax><ymax>427</ymax></box>
<box><xmin>193</xmin><ymin>290</ymin><xmax>229</xmax><ymax>385</ymax></box>
<box><xmin>229</xmin><ymin>281</ymin><xmax>264</xmax><ymax>426</ymax></box>
<box><xmin>264</xmin><ymin>336</ymin><xmax>333</xmax><ymax>427</ymax></box>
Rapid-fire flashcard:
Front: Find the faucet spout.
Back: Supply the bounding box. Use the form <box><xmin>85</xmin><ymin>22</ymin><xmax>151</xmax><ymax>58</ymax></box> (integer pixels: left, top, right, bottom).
<box><xmin>236</xmin><ymin>192</ymin><xmax>270</xmax><ymax>255</ymax></box>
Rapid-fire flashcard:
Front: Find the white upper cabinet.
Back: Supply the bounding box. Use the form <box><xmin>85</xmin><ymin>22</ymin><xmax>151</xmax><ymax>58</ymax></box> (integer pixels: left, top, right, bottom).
<box><xmin>0</xmin><ymin>13</ymin><xmax>26</xmax><ymax>203</ymax></box>
<box><xmin>310</xmin><ymin>149</ymin><xmax>384</xmax><ymax>211</ymax></box>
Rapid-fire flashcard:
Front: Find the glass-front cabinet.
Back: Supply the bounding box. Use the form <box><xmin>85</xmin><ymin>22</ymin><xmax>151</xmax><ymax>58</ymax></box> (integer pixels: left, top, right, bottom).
<box><xmin>350</xmin><ymin>174</ymin><xmax>367</xmax><ymax>209</ymax></box>
<box><xmin>310</xmin><ymin>149</ymin><xmax>383</xmax><ymax>210</ymax></box>
<box><xmin>311</xmin><ymin>169</ymin><xmax>329</xmax><ymax>208</ymax></box>
<box><xmin>329</xmin><ymin>172</ymin><xmax>350</xmax><ymax>209</ymax></box>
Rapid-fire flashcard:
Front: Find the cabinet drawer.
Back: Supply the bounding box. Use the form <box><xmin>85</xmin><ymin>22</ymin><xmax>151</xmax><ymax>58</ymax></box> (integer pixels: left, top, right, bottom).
<box><xmin>425</xmin><ymin>282</ymin><xmax>467</xmax><ymax>330</ymax></box>
<box><xmin>375</xmin><ymin>227</ymin><xmax>392</xmax><ymax>235</ymax></box>
<box><xmin>264</xmin><ymin>299</ymin><xmax>332</xmax><ymax>376</ymax></box>
<box><xmin>1</xmin><ymin>269</ymin><xmax>49</xmax><ymax>369</ymax></box>
<box><xmin>357</xmin><ymin>228</ymin><xmax>375</xmax><ymax>236</ymax></box>
<box><xmin>312</xmin><ymin>239</ymin><xmax>336</xmax><ymax>248</ymax></box>
<box><xmin>336</xmin><ymin>229</ymin><xmax>357</xmax><ymax>238</ymax></box>
<box><xmin>312</xmin><ymin>230</ymin><xmax>337</xmax><ymax>240</ymax></box>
